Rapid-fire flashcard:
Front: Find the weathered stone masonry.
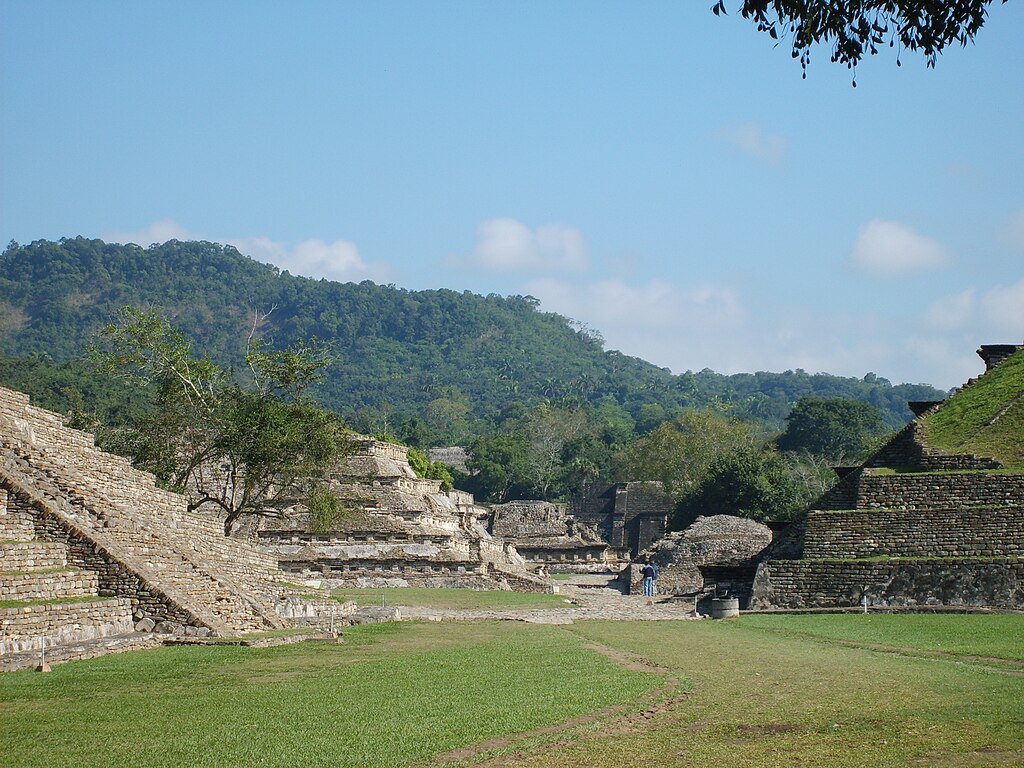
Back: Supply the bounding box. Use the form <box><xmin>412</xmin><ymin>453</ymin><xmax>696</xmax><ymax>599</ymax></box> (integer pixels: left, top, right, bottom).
<box><xmin>803</xmin><ymin>507</ymin><xmax>1024</xmax><ymax>559</ymax></box>
<box><xmin>817</xmin><ymin>472</ymin><xmax>1024</xmax><ymax>512</ymax></box>
<box><xmin>752</xmin><ymin>559</ymin><xmax>1024</xmax><ymax>610</ymax></box>
<box><xmin>0</xmin><ymin>385</ymin><xmax>290</xmax><ymax>656</ymax></box>
<box><xmin>750</xmin><ymin>344</ymin><xmax>1024</xmax><ymax>610</ymax></box>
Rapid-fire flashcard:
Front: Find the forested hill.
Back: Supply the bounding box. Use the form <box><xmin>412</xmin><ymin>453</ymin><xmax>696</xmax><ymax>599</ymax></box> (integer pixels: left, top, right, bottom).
<box><xmin>0</xmin><ymin>237</ymin><xmax>944</xmax><ymax>434</ymax></box>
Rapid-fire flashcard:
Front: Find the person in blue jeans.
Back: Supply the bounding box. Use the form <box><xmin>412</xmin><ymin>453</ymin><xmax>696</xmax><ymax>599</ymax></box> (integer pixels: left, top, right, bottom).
<box><xmin>641</xmin><ymin>558</ymin><xmax>658</xmax><ymax>597</ymax></box>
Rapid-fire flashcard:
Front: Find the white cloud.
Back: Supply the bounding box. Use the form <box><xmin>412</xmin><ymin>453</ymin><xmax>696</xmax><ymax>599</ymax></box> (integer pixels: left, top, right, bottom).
<box><xmin>850</xmin><ymin>219</ymin><xmax>950</xmax><ymax>275</ymax></box>
<box><xmin>103</xmin><ymin>219</ymin><xmax>198</xmax><ymax>246</ymax></box>
<box><xmin>230</xmin><ymin>236</ymin><xmax>392</xmax><ymax>284</ymax></box>
<box><xmin>526</xmin><ymin>277</ymin><xmax>744</xmax><ymax>332</ymax></box>
<box><xmin>716</xmin><ymin>122</ymin><xmax>787</xmax><ymax>165</ymax></box>
<box><xmin>467</xmin><ymin>218</ymin><xmax>587</xmax><ymax>271</ymax></box>
<box><xmin>979</xmin><ymin>277</ymin><xmax>1024</xmax><ymax>333</ymax></box>
<box><xmin>521</xmin><ymin>274</ymin><xmax>1001</xmax><ymax>390</ymax></box>
<box><xmin>924</xmin><ymin>288</ymin><xmax>975</xmax><ymax>330</ymax></box>
<box><xmin>103</xmin><ymin>220</ymin><xmax>392</xmax><ymax>284</ymax></box>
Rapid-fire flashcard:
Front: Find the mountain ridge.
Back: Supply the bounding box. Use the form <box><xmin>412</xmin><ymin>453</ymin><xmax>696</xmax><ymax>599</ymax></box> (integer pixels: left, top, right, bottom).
<box><xmin>0</xmin><ymin>237</ymin><xmax>946</xmax><ymax>434</ymax></box>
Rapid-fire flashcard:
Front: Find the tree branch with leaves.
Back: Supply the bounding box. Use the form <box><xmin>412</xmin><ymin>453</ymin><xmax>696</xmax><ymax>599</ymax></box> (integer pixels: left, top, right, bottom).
<box><xmin>90</xmin><ymin>306</ymin><xmax>352</xmax><ymax>534</ymax></box>
<box><xmin>713</xmin><ymin>0</ymin><xmax>1007</xmax><ymax>78</ymax></box>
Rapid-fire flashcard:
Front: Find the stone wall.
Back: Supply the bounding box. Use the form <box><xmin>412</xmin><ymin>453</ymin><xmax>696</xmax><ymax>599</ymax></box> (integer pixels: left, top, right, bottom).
<box><xmin>750</xmin><ymin>344</ymin><xmax>1024</xmax><ymax>611</ymax></box>
<box><xmin>1</xmin><ymin>598</ymin><xmax>135</xmax><ymax>655</ymax></box>
<box><xmin>570</xmin><ymin>481</ymin><xmax>671</xmax><ymax>557</ymax></box>
<box><xmin>750</xmin><ymin>558</ymin><xmax>1024</xmax><ymax>610</ymax></box>
<box><xmin>817</xmin><ymin>471</ymin><xmax>1024</xmax><ymax>511</ymax></box>
<box><xmin>864</xmin><ymin>423</ymin><xmax>1001</xmax><ymax>472</ymax></box>
<box><xmin>803</xmin><ymin>507</ymin><xmax>1024</xmax><ymax>559</ymax></box>
<box><xmin>489</xmin><ymin>501</ymin><xmax>571</xmax><ymax>538</ymax></box>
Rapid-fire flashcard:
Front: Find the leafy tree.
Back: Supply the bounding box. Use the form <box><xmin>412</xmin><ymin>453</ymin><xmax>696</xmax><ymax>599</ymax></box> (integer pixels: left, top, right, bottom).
<box><xmin>714</xmin><ymin>0</ymin><xmax>1008</xmax><ymax>76</ymax></box>
<box><xmin>520</xmin><ymin>403</ymin><xmax>589</xmax><ymax>499</ymax></box>
<box><xmin>464</xmin><ymin>434</ymin><xmax>532</xmax><ymax>503</ymax></box>
<box><xmin>0</xmin><ymin>238</ymin><xmax>945</xmax><ymax>445</ymax></box>
<box><xmin>674</xmin><ymin>446</ymin><xmax>807</xmax><ymax>528</ymax></box>
<box><xmin>90</xmin><ymin>306</ymin><xmax>351</xmax><ymax>534</ymax></box>
<box><xmin>777</xmin><ymin>397</ymin><xmax>888</xmax><ymax>461</ymax></box>
<box><xmin>406</xmin><ymin>446</ymin><xmax>455</xmax><ymax>492</ymax></box>
<box><xmin>623</xmin><ymin>409</ymin><xmax>757</xmax><ymax>501</ymax></box>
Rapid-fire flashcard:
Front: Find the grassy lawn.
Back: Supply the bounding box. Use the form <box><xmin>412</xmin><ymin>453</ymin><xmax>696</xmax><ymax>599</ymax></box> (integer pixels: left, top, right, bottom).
<box><xmin>1</xmin><ymin>614</ymin><xmax>1021</xmax><ymax>767</ymax></box>
<box><xmin>741</xmin><ymin>612</ymin><xmax>1024</xmax><ymax>663</ymax></box>
<box><xmin>331</xmin><ymin>586</ymin><xmax>570</xmax><ymax>610</ymax></box>
<box><xmin>0</xmin><ymin>621</ymin><xmax>657</xmax><ymax>768</ymax></box>
<box><xmin>473</xmin><ymin>615</ymin><xmax>1024</xmax><ymax>768</ymax></box>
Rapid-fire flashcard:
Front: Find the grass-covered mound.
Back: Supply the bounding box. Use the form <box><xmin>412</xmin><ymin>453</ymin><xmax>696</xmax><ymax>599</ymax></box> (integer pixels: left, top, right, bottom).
<box><xmin>920</xmin><ymin>348</ymin><xmax>1024</xmax><ymax>468</ymax></box>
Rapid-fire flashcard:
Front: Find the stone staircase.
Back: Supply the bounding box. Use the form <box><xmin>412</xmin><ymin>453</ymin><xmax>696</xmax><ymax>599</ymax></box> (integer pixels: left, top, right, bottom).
<box><xmin>1</xmin><ymin>487</ymin><xmax>138</xmax><ymax>666</ymax></box>
<box><xmin>0</xmin><ymin>386</ymin><xmax>290</xmax><ymax>653</ymax></box>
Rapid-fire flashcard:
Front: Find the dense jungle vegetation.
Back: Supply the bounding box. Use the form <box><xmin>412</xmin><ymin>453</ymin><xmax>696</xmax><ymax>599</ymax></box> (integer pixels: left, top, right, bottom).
<box><xmin>0</xmin><ymin>237</ymin><xmax>947</xmax><ymax>515</ymax></box>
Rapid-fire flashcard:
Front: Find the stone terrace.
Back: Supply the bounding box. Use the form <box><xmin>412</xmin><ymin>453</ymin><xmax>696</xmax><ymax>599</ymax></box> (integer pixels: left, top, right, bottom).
<box><xmin>750</xmin><ymin>345</ymin><xmax>1024</xmax><ymax>611</ymax></box>
<box><xmin>0</xmin><ymin>386</ymin><xmax>290</xmax><ymax>662</ymax></box>
<box><xmin>257</xmin><ymin>439</ymin><xmax>550</xmax><ymax>593</ymax></box>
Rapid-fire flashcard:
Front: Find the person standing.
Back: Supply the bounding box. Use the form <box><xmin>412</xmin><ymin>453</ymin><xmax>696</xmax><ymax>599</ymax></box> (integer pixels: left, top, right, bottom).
<box><xmin>641</xmin><ymin>558</ymin><xmax>658</xmax><ymax>597</ymax></box>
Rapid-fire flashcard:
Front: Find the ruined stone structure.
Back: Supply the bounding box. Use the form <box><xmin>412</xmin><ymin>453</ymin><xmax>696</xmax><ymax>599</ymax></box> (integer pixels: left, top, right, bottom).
<box><xmin>256</xmin><ymin>439</ymin><xmax>549</xmax><ymax>592</ymax></box>
<box><xmin>569</xmin><ymin>481</ymin><xmax>672</xmax><ymax>558</ymax></box>
<box><xmin>751</xmin><ymin>345</ymin><xmax>1024</xmax><ymax>610</ymax></box>
<box><xmin>428</xmin><ymin>446</ymin><xmax>470</xmax><ymax>474</ymax></box>
<box><xmin>486</xmin><ymin>500</ymin><xmax>629</xmax><ymax>573</ymax></box>
<box><xmin>628</xmin><ymin>515</ymin><xmax>773</xmax><ymax>604</ymax></box>
<box><xmin>0</xmin><ymin>386</ymin><xmax>304</xmax><ymax>668</ymax></box>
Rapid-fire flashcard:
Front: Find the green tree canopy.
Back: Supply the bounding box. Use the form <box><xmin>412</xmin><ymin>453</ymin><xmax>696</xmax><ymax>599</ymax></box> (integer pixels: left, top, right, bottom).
<box><xmin>674</xmin><ymin>446</ymin><xmax>808</xmax><ymax>528</ymax></box>
<box><xmin>90</xmin><ymin>307</ymin><xmax>352</xmax><ymax>534</ymax></box>
<box><xmin>777</xmin><ymin>396</ymin><xmax>888</xmax><ymax>461</ymax></box>
<box><xmin>623</xmin><ymin>409</ymin><xmax>758</xmax><ymax>501</ymax></box>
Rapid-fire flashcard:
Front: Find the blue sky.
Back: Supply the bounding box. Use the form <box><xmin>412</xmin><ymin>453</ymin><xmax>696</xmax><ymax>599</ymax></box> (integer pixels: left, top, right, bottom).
<box><xmin>2</xmin><ymin>2</ymin><xmax>1022</xmax><ymax>391</ymax></box>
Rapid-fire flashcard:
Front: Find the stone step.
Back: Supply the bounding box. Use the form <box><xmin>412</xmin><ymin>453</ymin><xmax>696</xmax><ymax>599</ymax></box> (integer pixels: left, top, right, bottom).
<box><xmin>0</xmin><ymin>568</ymin><xmax>98</xmax><ymax>602</ymax></box>
<box><xmin>0</xmin><ymin>541</ymin><xmax>67</xmax><ymax>571</ymax></box>
<box><xmin>0</xmin><ymin>631</ymin><xmax>164</xmax><ymax>672</ymax></box>
<box><xmin>0</xmin><ymin>597</ymin><xmax>135</xmax><ymax>655</ymax></box>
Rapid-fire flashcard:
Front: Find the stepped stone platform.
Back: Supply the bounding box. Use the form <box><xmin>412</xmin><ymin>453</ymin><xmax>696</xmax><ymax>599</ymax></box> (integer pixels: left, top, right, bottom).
<box><xmin>255</xmin><ymin>439</ymin><xmax>550</xmax><ymax>593</ymax></box>
<box><xmin>0</xmin><ymin>386</ymin><xmax>311</xmax><ymax>668</ymax></box>
<box><xmin>486</xmin><ymin>500</ymin><xmax>630</xmax><ymax>574</ymax></box>
<box><xmin>751</xmin><ymin>345</ymin><xmax>1024</xmax><ymax>610</ymax></box>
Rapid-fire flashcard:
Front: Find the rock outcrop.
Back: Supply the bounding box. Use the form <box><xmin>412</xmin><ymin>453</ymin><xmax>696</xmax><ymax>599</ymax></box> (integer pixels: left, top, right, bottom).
<box><xmin>629</xmin><ymin>515</ymin><xmax>772</xmax><ymax>600</ymax></box>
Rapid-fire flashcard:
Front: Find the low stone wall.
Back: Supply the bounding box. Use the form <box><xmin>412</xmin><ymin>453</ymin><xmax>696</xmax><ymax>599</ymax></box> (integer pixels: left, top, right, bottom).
<box><xmin>750</xmin><ymin>558</ymin><xmax>1024</xmax><ymax>610</ymax></box>
<box><xmin>308</xmin><ymin>573</ymin><xmax>514</xmax><ymax>590</ymax></box>
<box><xmin>803</xmin><ymin>507</ymin><xmax>1024</xmax><ymax>559</ymax></box>
<box><xmin>279</xmin><ymin>559</ymin><xmax>482</xmax><ymax>578</ymax></box>
<box><xmin>818</xmin><ymin>472</ymin><xmax>1024</xmax><ymax>511</ymax></box>
<box><xmin>0</xmin><ymin>569</ymin><xmax>98</xmax><ymax>602</ymax></box>
<box><xmin>0</xmin><ymin>597</ymin><xmax>135</xmax><ymax>655</ymax></box>
<box><xmin>0</xmin><ymin>540</ymin><xmax>67</xmax><ymax>571</ymax></box>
